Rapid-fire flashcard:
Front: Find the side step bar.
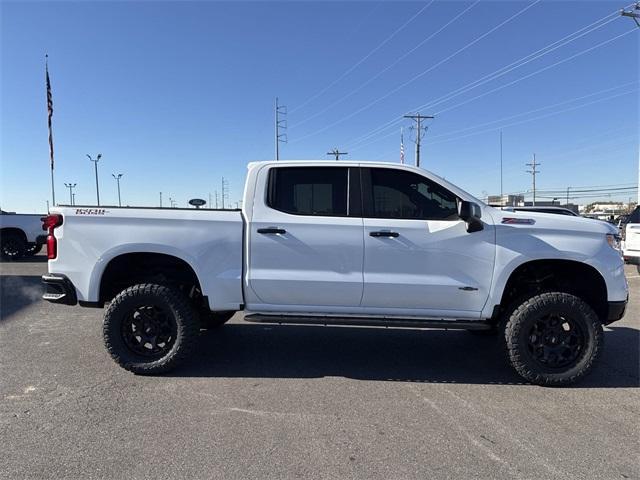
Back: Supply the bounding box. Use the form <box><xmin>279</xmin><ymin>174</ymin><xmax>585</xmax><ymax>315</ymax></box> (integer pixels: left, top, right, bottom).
<box><xmin>244</xmin><ymin>314</ymin><xmax>492</xmax><ymax>330</ymax></box>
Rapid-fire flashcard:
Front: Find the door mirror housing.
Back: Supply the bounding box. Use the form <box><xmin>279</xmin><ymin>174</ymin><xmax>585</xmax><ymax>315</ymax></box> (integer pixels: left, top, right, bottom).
<box><xmin>458</xmin><ymin>200</ymin><xmax>483</xmax><ymax>233</ymax></box>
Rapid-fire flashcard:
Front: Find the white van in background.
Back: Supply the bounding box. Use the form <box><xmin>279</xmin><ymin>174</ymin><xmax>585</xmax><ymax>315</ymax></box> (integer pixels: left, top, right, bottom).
<box><xmin>622</xmin><ymin>206</ymin><xmax>640</xmax><ymax>269</ymax></box>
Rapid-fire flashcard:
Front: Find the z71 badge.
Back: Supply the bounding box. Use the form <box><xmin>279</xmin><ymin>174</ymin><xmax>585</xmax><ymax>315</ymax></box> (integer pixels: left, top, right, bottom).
<box><xmin>75</xmin><ymin>208</ymin><xmax>107</xmax><ymax>215</ymax></box>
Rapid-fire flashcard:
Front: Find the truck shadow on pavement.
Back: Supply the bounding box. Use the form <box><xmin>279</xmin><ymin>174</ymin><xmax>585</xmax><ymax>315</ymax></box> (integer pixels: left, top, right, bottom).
<box><xmin>0</xmin><ymin>275</ymin><xmax>43</xmax><ymax>322</ymax></box>
<box><xmin>174</xmin><ymin>323</ymin><xmax>639</xmax><ymax>388</ymax></box>
<box><xmin>0</xmin><ymin>255</ymin><xmax>48</xmax><ymax>263</ymax></box>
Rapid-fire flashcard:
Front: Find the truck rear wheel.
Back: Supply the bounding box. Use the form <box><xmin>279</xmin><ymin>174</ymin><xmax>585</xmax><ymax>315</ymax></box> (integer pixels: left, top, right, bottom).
<box><xmin>504</xmin><ymin>292</ymin><xmax>602</xmax><ymax>386</ymax></box>
<box><xmin>1</xmin><ymin>232</ymin><xmax>26</xmax><ymax>260</ymax></box>
<box><xmin>103</xmin><ymin>283</ymin><xmax>200</xmax><ymax>374</ymax></box>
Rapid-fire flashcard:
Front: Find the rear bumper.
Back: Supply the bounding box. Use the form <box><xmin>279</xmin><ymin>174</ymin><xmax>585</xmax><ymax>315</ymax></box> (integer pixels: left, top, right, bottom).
<box><xmin>42</xmin><ymin>274</ymin><xmax>77</xmax><ymax>305</ymax></box>
<box><xmin>606</xmin><ymin>299</ymin><xmax>627</xmax><ymax>324</ymax></box>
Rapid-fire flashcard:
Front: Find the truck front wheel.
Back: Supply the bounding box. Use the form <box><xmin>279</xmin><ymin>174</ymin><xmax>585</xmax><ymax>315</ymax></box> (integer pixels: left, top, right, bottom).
<box><xmin>504</xmin><ymin>292</ymin><xmax>603</xmax><ymax>386</ymax></box>
<box><xmin>103</xmin><ymin>283</ymin><xmax>200</xmax><ymax>374</ymax></box>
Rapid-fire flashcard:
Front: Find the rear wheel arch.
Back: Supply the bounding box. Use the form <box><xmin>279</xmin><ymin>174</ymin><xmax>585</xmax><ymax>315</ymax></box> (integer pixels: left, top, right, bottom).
<box><xmin>98</xmin><ymin>252</ymin><xmax>208</xmax><ymax>309</ymax></box>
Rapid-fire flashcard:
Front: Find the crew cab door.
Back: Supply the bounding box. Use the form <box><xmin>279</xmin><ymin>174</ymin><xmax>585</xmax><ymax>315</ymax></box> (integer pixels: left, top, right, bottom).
<box><xmin>360</xmin><ymin>167</ymin><xmax>495</xmax><ymax>318</ymax></box>
<box><xmin>246</xmin><ymin>165</ymin><xmax>364</xmax><ymax>310</ymax></box>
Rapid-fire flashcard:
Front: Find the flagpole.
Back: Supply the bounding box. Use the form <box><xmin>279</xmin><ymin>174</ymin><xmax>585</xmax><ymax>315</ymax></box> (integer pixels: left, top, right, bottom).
<box><xmin>46</xmin><ymin>55</ymin><xmax>56</xmax><ymax>206</ymax></box>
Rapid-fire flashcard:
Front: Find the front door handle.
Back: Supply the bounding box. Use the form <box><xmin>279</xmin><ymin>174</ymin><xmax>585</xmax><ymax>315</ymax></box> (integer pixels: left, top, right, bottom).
<box><xmin>369</xmin><ymin>230</ymin><xmax>399</xmax><ymax>238</ymax></box>
<box><xmin>257</xmin><ymin>227</ymin><xmax>286</xmax><ymax>234</ymax></box>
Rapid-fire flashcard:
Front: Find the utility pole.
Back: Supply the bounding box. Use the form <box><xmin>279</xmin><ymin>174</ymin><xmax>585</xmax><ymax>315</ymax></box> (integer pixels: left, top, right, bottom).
<box><xmin>87</xmin><ymin>153</ymin><xmax>102</xmax><ymax>206</ymax></box>
<box><xmin>621</xmin><ymin>2</ymin><xmax>640</xmax><ymax>27</ymax></box>
<box><xmin>221</xmin><ymin>177</ymin><xmax>229</xmax><ymax>209</ymax></box>
<box><xmin>64</xmin><ymin>183</ymin><xmax>77</xmax><ymax>205</ymax></box>
<box><xmin>275</xmin><ymin>97</ymin><xmax>287</xmax><ymax>160</ymax></box>
<box><xmin>160</xmin><ymin>192</ymin><xmax>163</xmax><ymax>208</ymax></box>
<box><xmin>112</xmin><ymin>173</ymin><xmax>123</xmax><ymax>207</ymax></box>
<box><xmin>208</xmin><ymin>193</ymin><xmax>212</xmax><ymax>208</ymax></box>
<box><xmin>214</xmin><ymin>190</ymin><xmax>219</xmax><ymax>209</ymax></box>
<box><xmin>500</xmin><ymin>130</ymin><xmax>503</xmax><ymax>203</ymax></box>
<box><xmin>526</xmin><ymin>154</ymin><xmax>541</xmax><ymax>206</ymax></box>
<box><xmin>72</xmin><ymin>193</ymin><xmax>75</xmax><ymax>205</ymax></box>
<box><xmin>621</xmin><ymin>4</ymin><xmax>640</xmax><ymax>202</ymax></box>
<box><xmin>404</xmin><ymin>113</ymin><xmax>434</xmax><ymax>168</ymax></box>
<box><xmin>326</xmin><ymin>148</ymin><xmax>347</xmax><ymax>161</ymax></box>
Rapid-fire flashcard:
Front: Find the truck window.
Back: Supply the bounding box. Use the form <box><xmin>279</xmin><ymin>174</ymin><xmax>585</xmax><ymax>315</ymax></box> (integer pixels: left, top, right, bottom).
<box><xmin>267</xmin><ymin>167</ymin><xmax>348</xmax><ymax>216</ymax></box>
<box><xmin>363</xmin><ymin>168</ymin><xmax>458</xmax><ymax>220</ymax></box>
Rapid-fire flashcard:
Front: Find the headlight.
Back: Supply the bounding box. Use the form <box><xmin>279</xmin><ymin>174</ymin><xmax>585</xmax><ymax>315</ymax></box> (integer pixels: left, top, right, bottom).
<box><xmin>606</xmin><ymin>233</ymin><xmax>622</xmax><ymax>251</ymax></box>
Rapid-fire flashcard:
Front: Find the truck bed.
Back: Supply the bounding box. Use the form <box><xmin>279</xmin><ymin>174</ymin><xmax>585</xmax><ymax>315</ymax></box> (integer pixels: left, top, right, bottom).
<box><xmin>49</xmin><ymin>205</ymin><xmax>244</xmax><ymax>310</ymax></box>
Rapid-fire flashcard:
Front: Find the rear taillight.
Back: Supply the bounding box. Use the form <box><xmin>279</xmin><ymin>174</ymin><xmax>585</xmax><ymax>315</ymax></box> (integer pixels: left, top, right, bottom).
<box><xmin>41</xmin><ymin>214</ymin><xmax>63</xmax><ymax>260</ymax></box>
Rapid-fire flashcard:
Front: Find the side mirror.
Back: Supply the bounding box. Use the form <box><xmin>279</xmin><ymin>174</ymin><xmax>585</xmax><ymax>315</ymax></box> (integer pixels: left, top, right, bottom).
<box><xmin>458</xmin><ymin>200</ymin><xmax>483</xmax><ymax>233</ymax></box>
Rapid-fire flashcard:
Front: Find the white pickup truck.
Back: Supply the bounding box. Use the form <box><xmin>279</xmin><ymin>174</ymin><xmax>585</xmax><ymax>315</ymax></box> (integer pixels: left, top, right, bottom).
<box><xmin>42</xmin><ymin>161</ymin><xmax>628</xmax><ymax>385</ymax></box>
<box><xmin>1</xmin><ymin>210</ymin><xmax>47</xmax><ymax>259</ymax></box>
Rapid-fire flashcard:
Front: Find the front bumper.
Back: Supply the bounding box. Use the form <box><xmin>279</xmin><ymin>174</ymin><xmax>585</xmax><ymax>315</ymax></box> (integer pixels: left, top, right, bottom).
<box><xmin>606</xmin><ymin>299</ymin><xmax>627</xmax><ymax>324</ymax></box>
<box><xmin>42</xmin><ymin>274</ymin><xmax>77</xmax><ymax>305</ymax></box>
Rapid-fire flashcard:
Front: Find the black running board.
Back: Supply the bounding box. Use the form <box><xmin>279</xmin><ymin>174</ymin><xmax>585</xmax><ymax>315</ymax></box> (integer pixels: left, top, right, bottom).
<box><xmin>243</xmin><ymin>314</ymin><xmax>491</xmax><ymax>330</ymax></box>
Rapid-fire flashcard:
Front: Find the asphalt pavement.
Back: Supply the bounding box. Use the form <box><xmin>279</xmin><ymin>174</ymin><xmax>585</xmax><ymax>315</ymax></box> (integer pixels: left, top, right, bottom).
<box><xmin>1</xmin><ymin>254</ymin><xmax>638</xmax><ymax>479</ymax></box>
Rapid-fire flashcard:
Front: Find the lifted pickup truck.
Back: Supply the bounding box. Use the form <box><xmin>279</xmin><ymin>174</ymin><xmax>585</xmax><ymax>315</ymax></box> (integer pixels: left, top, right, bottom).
<box><xmin>42</xmin><ymin>161</ymin><xmax>628</xmax><ymax>385</ymax></box>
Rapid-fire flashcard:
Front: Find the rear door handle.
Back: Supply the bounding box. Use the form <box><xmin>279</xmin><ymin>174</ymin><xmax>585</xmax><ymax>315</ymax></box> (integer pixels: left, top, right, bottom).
<box><xmin>257</xmin><ymin>227</ymin><xmax>286</xmax><ymax>234</ymax></box>
<box><xmin>369</xmin><ymin>230</ymin><xmax>399</xmax><ymax>238</ymax></box>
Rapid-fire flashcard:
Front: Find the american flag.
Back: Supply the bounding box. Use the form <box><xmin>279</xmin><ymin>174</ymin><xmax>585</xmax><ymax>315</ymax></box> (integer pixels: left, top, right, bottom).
<box><xmin>46</xmin><ymin>56</ymin><xmax>54</xmax><ymax>170</ymax></box>
<box><xmin>400</xmin><ymin>127</ymin><xmax>405</xmax><ymax>164</ymax></box>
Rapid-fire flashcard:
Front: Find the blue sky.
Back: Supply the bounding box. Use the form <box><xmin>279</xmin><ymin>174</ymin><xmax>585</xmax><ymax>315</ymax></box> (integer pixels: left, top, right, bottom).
<box><xmin>1</xmin><ymin>0</ymin><xmax>638</xmax><ymax>213</ymax></box>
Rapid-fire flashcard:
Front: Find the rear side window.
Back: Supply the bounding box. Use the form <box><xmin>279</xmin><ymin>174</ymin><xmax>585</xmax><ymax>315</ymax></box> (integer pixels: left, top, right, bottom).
<box><xmin>267</xmin><ymin>167</ymin><xmax>348</xmax><ymax>216</ymax></box>
<box><xmin>365</xmin><ymin>168</ymin><xmax>458</xmax><ymax>220</ymax></box>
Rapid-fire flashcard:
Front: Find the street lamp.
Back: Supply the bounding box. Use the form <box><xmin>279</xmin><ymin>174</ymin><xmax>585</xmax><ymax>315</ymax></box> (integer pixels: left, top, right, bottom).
<box><xmin>87</xmin><ymin>153</ymin><xmax>102</xmax><ymax>206</ymax></box>
<box><xmin>112</xmin><ymin>173</ymin><xmax>123</xmax><ymax>207</ymax></box>
<box><xmin>64</xmin><ymin>183</ymin><xmax>77</xmax><ymax>205</ymax></box>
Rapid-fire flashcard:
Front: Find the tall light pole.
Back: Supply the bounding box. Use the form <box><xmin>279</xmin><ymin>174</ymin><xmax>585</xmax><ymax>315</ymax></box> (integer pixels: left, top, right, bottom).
<box><xmin>87</xmin><ymin>154</ymin><xmax>102</xmax><ymax>206</ymax></box>
<box><xmin>112</xmin><ymin>173</ymin><xmax>123</xmax><ymax>207</ymax></box>
<box><xmin>64</xmin><ymin>183</ymin><xmax>76</xmax><ymax>205</ymax></box>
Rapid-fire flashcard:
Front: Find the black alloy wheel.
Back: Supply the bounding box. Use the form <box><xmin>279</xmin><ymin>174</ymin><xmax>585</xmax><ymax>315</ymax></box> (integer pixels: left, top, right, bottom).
<box><xmin>121</xmin><ymin>304</ymin><xmax>177</xmax><ymax>358</ymax></box>
<box><xmin>526</xmin><ymin>313</ymin><xmax>586</xmax><ymax>370</ymax></box>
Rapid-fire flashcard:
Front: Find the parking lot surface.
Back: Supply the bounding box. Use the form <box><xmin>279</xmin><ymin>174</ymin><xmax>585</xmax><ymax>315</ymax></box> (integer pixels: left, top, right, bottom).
<box><xmin>1</xmin><ymin>255</ymin><xmax>638</xmax><ymax>479</ymax></box>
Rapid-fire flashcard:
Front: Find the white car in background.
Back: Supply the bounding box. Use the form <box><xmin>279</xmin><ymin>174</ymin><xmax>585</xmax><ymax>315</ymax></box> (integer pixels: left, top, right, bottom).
<box><xmin>622</xmin><ymin>206</ymin><xmax>640</xmax><ymax>270</ymax></box>
<box><xmin>0</xmin><ymin>210</ymin><xmax>47</xmax><ymax>259</ymax></box>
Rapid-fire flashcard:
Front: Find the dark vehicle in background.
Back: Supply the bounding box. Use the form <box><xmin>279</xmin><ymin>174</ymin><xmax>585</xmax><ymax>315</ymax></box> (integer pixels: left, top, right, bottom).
<box><xmin>0</xmin><ymin>210</ymin><xmax>47</xmax><ymax>260</ymax></box>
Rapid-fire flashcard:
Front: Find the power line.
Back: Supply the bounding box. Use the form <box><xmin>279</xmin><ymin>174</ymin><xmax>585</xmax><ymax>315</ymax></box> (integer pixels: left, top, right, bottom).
<box><xmin>290</xmin><ymin>0</ymin><xmax>477</xmax><ymax>129</ymax></box>
<box><xmin>345</xmin><ymin>4</ymin><xmax>635</xmax><ymax>150</ymax></box>
<box><xmin>351</xmin><ymin>82</ymin><xmax>637</xmax><ymax>153</ymax></box>
<box><xmin>433</xmin><ymin>29</ymin><xmax>637</xmax><ymax>116</ymax></box>
<box><xmin>290</xmin><ymin>1</ymin><xmax>435</xmax><ymax>115</ymax></box>
<box><xmin>361</xmin><ymin>87</ymin><xmax>636</xmax><ymax>160</ymax></box>
<box><xmin>426</xmin><ymin>88</ymin><xmax>636</xmax><ymax>146</ymax></box>
<box><xmin>292</xmin><ymin>0</ymin><xmax>540</xmax><ymax>144</ymax></box>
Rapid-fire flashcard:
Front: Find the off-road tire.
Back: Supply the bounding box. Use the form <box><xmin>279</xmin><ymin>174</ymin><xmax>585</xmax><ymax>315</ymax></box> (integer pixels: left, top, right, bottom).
<box><xmin>103</xmin><ymin>283</ymin><xmax>200</xmax><ymax>374</ymax></box>
<box><xmin>0</xmin><ymin>232</ymin><xmax>26</xmax><ymax>260</ymax></box>
<box><xmin>504</xmin><ymin>292</ymin><xmax>603</xmax><ymax>386</ymax></box>
<box><xmin>201</xmin><ymin>311</ymin><xmax>236</xmax><ymax>329</ymax></box>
